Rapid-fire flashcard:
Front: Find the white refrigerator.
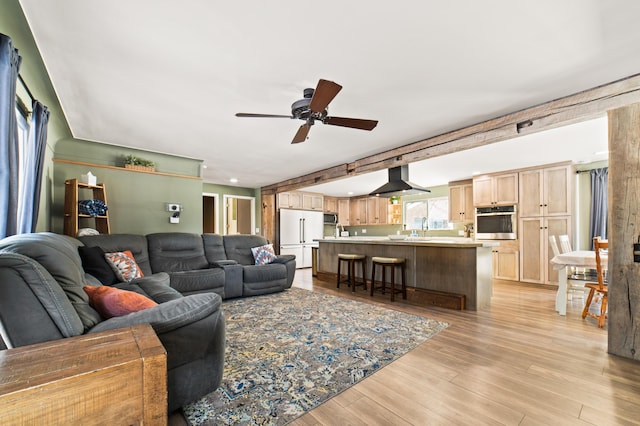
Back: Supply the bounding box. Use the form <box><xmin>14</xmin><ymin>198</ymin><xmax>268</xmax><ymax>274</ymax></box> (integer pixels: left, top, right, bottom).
<box><xmin>279</xmin><ymin>209</ymin><xmax>323</xmax><ymax>268</ymax></box>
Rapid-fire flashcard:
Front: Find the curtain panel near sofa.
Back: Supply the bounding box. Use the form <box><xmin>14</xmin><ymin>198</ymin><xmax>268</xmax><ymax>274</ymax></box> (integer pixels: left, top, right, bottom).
<box><xmin>18</xmin><ymin>100</ymin><xmax>49</xmax><ymax>233</ymax></box>
<box><xmin>0</xmin><ymin>33</ymin><xmax>50</xmax><ymax>237</ymax></box>
<box><xmin>0</xmin><ymin>33</ymin><xmax>21</xmax><ymax>239</ymax></box>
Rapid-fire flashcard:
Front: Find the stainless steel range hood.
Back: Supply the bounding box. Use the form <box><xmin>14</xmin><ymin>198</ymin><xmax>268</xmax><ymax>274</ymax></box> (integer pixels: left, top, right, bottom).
<box><xmin>369</xmin><ymin>165</ymin><xmax>430</xmax><ymax>197</ymax></box>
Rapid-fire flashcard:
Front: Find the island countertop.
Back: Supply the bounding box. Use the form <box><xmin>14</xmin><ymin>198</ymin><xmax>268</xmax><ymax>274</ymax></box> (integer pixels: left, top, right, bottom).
<box><xmin>317</xmin><ymin>236</ymin><xmax>498</xmax><ymax>248</ymax></box>
<box><xmin>317</xmin><ymin>236</ymin><xmax>495</xmax><ymax>310</ymax></box>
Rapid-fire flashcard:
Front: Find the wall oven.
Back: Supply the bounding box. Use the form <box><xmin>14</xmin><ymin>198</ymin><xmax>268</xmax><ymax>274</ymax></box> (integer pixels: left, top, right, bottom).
<box><xmin>475</xmin><ymin>205</ymin><xmax>517</xmax><ymax>240</ymax></box>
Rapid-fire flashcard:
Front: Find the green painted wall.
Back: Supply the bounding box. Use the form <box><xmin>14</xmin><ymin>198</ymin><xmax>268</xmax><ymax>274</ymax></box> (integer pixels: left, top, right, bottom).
<box><xmin>53</xmin><ymin>139</ymin><xmax>262</xmax><ymax>235</ymax></box>
<box><xmin>54</xmin><ymin>139</ymin><xmax>205</xmax><ymax>234</ymax></box>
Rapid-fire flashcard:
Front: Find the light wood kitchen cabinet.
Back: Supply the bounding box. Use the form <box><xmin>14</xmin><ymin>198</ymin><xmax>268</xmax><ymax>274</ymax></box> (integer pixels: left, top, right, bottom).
<box><xmin>277</xmin><ymin>191</ymin><xmax>302</xmax><ymax>209</ymax></box>
<box><xmin>324</xmin><ymin>196</ymin><xmax>338</xmax><ymax>213</ymax></box>
<box><xmin>519</xmin><ymin>216</ymin><xmax>571</xmax><ymax>284</ymax></box>
<box><xmin>337</xmin><ymin>198</ymin><xmax>350</xmax><ymax>226</ymax></box>
<box><xmin>366</xmin><ymin>197</ymin><xmax>388</xmax><ymax>224</ymax></box>
<box><xmin>302</xmin><ymin>192</ymin><xmax>324</xmax><ymax>210</ymax></box>
<box><xmin>350</xmin><ymin>197</ymin><xmax>368</xmax><ymax>226</ymax></box>
<box><xmin>519</xmin><ymin>164</ymin><xmax>572</xmax><ymax>217</ymax></box>
<box><xmin>473</xmin><ymin>172</ymin><xmax>519</xmax><ymax>207</ymax></box>
<box><xmin>492</xmin><ymin>247</ymin><xmax>520</xmax><ymax>281</ymax></box>
<box><xmin>448</xmin><ymin>180</ymin><xmax>474</xmax><ymax>223</ymax></box>
<box><xmin>278</xmin><ymin>191</ymin><xmax>323</xmax><ymax>210</ymax></box>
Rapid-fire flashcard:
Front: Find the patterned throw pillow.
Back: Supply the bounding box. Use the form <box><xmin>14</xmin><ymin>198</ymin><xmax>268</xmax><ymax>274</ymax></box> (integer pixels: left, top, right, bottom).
<box><xmin>104</xmin><ymin>250</ymin><xmax>144</xmax><ymax>282</ymax></box>
<box><xmin>251</xmin><ymin>244</ymin><xmax>277</xmax><ymax>265</ymax></box>
<box><xmin>83</xmin><ymin>285</ymin><xmax>157</xmax><ymax>319</ymax></box>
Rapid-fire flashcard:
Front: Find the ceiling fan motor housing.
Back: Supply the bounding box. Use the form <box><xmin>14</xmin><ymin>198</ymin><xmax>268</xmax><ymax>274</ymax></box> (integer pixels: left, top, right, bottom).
<box><xmin>291</xmin><ymin>88</ymin><xmax>327</xmax><ymax>122</ymax></box>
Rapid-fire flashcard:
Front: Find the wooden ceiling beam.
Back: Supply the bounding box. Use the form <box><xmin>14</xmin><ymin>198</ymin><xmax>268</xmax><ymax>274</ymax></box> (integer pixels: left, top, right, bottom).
<box><xmin>263</xmin><ymin>73</ymin><xmax>640</xmax><ymax>193</ymax></box>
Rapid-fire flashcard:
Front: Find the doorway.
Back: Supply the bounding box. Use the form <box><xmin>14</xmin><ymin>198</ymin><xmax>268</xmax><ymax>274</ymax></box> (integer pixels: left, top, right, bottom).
<box><xmin>202</xmin><ymin>193</ymin><xmax>219</xmax><ymax>234</ymax></box>
<box><xmin>223</xmin><ymin>195</ymin><xmax>255</xmax><ymax>235</ymax></box>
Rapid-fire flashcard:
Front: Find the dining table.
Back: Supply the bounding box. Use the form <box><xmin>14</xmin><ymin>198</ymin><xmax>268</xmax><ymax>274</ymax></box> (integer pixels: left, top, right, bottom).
<box><xmin>550</xmin><ymin>250</ymin><xmax>608</xmax><ymax>315</ymax></box>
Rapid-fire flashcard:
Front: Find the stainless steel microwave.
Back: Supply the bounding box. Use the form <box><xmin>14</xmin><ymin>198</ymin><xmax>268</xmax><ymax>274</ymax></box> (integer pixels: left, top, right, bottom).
<box><xmin>323</xmin><ymin>213</ymin><xmax>338</xmax><ymax>225</ymax></box>
<box><xmin>475</xmin><ymin>205</ymin><xmax>517</xmax><ymax>240</ymax></box>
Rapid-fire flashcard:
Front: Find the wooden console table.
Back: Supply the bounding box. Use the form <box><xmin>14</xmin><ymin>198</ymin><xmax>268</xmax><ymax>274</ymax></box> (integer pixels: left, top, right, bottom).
<box><xmin>0</xmin><ymin>324</ymin><xmax>167</xmax><ymax>425</ymax></box>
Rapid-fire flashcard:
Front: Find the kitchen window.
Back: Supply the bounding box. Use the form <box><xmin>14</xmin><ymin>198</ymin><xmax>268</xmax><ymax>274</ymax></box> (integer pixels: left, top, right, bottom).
<box><xmin>404</xmin><ymin>196</ymin><xmax>452</xmax><ymax>231</ymax></box>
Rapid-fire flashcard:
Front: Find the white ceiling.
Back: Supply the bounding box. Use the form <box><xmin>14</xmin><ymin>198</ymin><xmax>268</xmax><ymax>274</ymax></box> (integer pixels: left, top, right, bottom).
<box><xmin>18</xmin><ymin>1</ymin><xmax>638</xmax><ymax>193</ymax></box>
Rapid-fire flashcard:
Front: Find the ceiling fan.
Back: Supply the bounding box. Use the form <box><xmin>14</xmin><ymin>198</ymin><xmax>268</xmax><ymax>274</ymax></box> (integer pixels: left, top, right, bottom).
<box><xmin>235</xmin><ymin>79</ymin><xmax>378</xmax><ymax>144</ymax></box>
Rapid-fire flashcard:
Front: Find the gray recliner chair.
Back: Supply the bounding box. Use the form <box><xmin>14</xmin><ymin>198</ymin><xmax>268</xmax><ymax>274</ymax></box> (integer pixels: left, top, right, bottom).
<box><xmin>0</xmin><ymin>232</ymin><xmax>225</xmax><ymax>414</ymax></box>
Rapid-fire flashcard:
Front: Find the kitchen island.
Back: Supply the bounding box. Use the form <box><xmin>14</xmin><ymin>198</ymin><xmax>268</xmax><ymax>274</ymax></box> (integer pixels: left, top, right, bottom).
<box><xmin>317</xmin><ymin>237</ymin><xmax>497</xmax><ymax>310</ymax></box>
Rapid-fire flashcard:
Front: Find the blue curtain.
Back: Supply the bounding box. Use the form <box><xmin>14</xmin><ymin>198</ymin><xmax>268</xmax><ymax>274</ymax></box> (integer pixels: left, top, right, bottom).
<box><xmin>0</xmin><ymin>34</ymin><xmax>22</xmax><ymax>239</ymax></box>
<box><xmin>589</xmin><ymin>167</ymin><xmax>608</xmax><ymax>249</ymax></box>
<box><xmin>18</xmin><ymin>101</ymin><xmax>49</xmax><ymax>233</ymax></box>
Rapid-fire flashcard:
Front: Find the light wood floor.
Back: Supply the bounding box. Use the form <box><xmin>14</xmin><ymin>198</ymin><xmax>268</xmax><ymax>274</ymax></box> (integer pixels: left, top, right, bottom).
<box><xmin>290</xmin><ymin>269</ymin><xmax>640</xmax><ymax>426</ymax></box>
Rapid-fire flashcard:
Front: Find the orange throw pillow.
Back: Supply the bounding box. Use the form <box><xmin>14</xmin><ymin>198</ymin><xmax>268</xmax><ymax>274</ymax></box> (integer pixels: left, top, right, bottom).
<box><xmin>83</xmin><ymin>285</ymin><xmax>157</xmax><ymax>319</ymax></box>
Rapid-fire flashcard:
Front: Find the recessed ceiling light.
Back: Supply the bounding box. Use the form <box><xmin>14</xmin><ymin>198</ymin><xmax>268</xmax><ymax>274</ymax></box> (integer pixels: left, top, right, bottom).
<box><xmin>472</xmin><ymin>171</ymin><xmax>482</xmax><ymax>175</ymax></box>
<box><xmin>202</xmin><ymin>164</ymin><xmax>208</xmax><ymax>169</ymax></box>
<box><xmin>593</xmin><ymin>150</ymin><xmax>609</xmax><ymax>156</ymax></box>
<box><xmin>230</xmin><ymin>178</ymin><xmax>238</xmax><ymax>183</ymax></box>
<box><xmin>347</xmin><ymin>191</ymin><xmax>354</xmax><ymax>195</ymax></box>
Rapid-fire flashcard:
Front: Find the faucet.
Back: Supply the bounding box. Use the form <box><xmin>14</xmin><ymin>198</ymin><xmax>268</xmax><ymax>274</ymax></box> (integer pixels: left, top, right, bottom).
<box><xmin>335</xmin><ymin>223</ymin><xmax>344</xmax><ymax>237</ymax></box>
<box><xmin>421</xmin><ymin>217</ymin><xmax>428</xmax><ymax>237</ymax></box>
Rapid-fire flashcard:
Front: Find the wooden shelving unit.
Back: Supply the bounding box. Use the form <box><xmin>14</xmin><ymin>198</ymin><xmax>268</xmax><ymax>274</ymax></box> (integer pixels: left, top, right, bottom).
<box><xmin>63</xmin><ymin>178</ymin><xmax>110</xmax><ymax>237</ymax></box>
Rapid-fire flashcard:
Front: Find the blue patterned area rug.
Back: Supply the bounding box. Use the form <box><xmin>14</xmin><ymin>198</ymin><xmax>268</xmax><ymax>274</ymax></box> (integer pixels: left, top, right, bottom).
<box><xmin>183</xmin><ymin>287</ymin><xmax>448</xmax><ymax>425</ymax></box>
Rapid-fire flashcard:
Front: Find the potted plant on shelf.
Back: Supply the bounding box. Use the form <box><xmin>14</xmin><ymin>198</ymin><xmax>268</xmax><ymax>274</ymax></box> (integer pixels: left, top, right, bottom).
<box><xmin>123</xmin><ymin>154</ymin><xmax>156</xmax><ymax>172</ymax></box>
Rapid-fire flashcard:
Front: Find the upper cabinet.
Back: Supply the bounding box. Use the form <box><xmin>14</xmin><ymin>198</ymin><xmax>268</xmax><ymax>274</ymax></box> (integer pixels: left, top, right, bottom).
<box><xmin>278</xmin><ymin>191</ymin><xmax>323</xmax><ymax>211</ymax></box>
<box><xmin>337</xmin><ymin>198</ymin><xmax>351</xmax><ymax>226</ymax></box>
<box><xmin>473</xmin><ymin>172</ymin><xmax>519</xmax><ymax>207</ymax></box>
<box><xmin>519</xmin><ymin>164</ymin><xmax>572</xmax><ymax>217</ymax></box>
<box><xmin>302</xmin><ymin>192</ymin><xmax>324</xmax><ymax>211</ymax></box>
<box><xmin>366</xmin><ymin>197</ymin><xmax>388</xmax><ymax>225</ymax></box>
<box><xmin>324</xmin><ymin>196</ymin><xmax>338</xmax><ymax>213</ymax></box>
<box><xmin>448</xmin><ymin>180</ymin><xmax>474</xmax><ymax>223</ymax></box>
<box><xmin>350</xmin><ymin>197</ymin><xmax>368</xmax><ymax>226</ymax></box>
<box><xmin>277</xmin><ymin>191</ymin><xmax>302</xmax><ymax>209</ymax></box>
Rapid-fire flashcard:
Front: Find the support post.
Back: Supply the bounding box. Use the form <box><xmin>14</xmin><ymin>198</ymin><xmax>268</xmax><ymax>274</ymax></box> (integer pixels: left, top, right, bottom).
<box><xmin>608</xmin><ymin>103</ymin><xmax>640</xmax><ymax>359</ymax></box>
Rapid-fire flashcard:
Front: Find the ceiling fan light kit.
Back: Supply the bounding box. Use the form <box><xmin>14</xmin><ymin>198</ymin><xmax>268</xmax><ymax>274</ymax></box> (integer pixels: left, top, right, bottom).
<box><xmin>236</xmin><ymin>79</ymin><xmax>378</xmax><ymax>144</ymax></box>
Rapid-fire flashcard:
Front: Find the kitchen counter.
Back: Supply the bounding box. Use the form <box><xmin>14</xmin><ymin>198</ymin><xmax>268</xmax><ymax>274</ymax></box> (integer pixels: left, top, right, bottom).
<box><xmin>317</xmin><ymin>236</ymin><xmax>496</xmax><ymax>310</ymax></box>
<box><xmin>318</xmin><ymin>236</ymin><xmax>498</xmax><ymax>248</ymax></box>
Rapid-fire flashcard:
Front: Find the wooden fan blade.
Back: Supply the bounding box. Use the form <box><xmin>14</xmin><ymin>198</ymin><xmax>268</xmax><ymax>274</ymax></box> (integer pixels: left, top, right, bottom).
<box><xmin>324</xmin><ymin>116</ymin><xmax>378</xmax><ymax>131</ymax></box>
<box><xmin>292</xmin><ymin>123</ymin><xmax>311</xmax><ymax>144</ymax></box>
<box><xmin>236</xmin><ymin>113</ymin><xmax>293</xmax><ymax>118</ymax></box>
<box><xmin>309</xmin><ymin>79</ymin><xmax>342</xmax><ymax>113</ymax></box>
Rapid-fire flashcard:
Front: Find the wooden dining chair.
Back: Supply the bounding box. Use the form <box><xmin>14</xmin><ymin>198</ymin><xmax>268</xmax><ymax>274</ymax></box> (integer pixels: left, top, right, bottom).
<box><xmin>581</xmin><ymin>237</ymin><xmax>608</xmax><ymax>328</ymax></box>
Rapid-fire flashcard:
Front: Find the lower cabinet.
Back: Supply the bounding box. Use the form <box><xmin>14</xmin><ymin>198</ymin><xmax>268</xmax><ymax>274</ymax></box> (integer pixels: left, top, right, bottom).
<box><xmin>519</xmin><ymin>216</ymin><xmax>571</xmax><ymax>284</ymax></box>
<box><xmin>492</xmin><ymin>246</ymin><xmax>520</xmax><ymax>281</ymax></box>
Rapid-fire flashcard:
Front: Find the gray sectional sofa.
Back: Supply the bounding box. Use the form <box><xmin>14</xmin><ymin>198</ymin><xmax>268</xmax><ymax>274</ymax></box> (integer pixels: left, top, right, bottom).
<box><xmin>0</xmin><ymin>231</ymin><xmax>296</xmax><ymax>414</ymax></box>
<box><xmin>78</xmin><ymin>232</ymin><xmax>296</xmax><ymax>298</ymax></box>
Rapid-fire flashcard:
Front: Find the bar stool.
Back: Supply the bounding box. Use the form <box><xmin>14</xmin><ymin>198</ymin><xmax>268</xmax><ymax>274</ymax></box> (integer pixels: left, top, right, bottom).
<box><xmin>370</xmin><ymin>256</ymin><xmax>406</xmax><ymax>301</ymax></box>
<box><xmin>336</xmin><ymin>254</ymin><xmax>367</xmax><ymax>292</ymax></box>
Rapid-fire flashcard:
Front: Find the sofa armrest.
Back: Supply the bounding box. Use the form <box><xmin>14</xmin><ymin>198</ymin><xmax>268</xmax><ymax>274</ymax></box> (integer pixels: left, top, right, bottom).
<box><xmin>88</xmin><ymin>293</ymin><xmax>222</xmax><ymax>335</ymax></box>
<box><xmin>272</xmin><ymin>254</ymin><xmax>295</xmax><ymax>264</ymax></box>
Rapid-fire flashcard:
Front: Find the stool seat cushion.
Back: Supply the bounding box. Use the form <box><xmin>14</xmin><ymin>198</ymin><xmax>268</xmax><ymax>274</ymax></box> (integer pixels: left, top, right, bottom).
<box><xmin>338</xmin><ymin>254</ymin><xmax>366</xmax><ymax>260</ymax></box>
<box><xmin>372</xmin><ymin>256</ymin><xmax>405</xmax><ymax>264</ymax></box>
